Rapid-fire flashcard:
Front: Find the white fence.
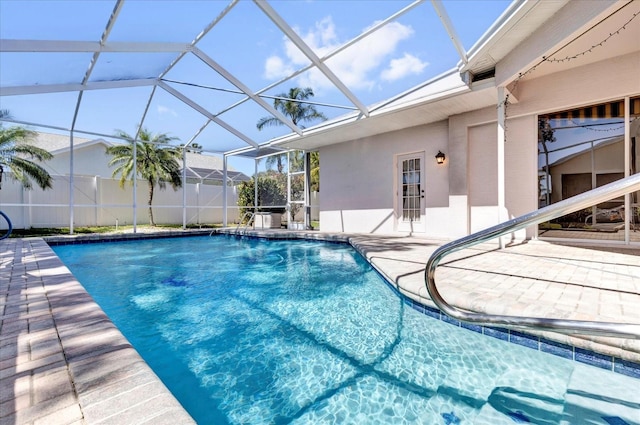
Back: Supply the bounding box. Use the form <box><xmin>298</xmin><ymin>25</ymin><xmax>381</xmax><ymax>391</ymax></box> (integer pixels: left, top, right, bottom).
<box><xmin>0</xmin><ymin>174</ymin><xmax>241</xmax><ymax>229</ymax></box>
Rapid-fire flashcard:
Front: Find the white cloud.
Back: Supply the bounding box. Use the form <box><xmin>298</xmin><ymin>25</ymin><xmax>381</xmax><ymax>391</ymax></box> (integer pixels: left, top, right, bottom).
<box><xmin>157</xmin><ymin>105</ymin><xmax>177</xmax><ymax>117</ymax></box>
<box><xmin>264</xmin><ymin>55</ymin><xmax>293</xmax><ymax>80</ymax></box>
<box><xmin>264</xmin><ymin>17</ymin><xmax>418</xmax><ymax>92</ymax></box>
<box><xmin>380</xmin><ymin>53</ymin><xmax>428</xmax><ymax>82</ymax></box>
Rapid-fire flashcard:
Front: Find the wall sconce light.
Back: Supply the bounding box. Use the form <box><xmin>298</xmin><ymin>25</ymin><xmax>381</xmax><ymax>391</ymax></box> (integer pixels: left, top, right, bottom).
<box><xmin>435</xmin><ymin>151</ymin><xmax>446</xmax><ymax>165</ymax></box>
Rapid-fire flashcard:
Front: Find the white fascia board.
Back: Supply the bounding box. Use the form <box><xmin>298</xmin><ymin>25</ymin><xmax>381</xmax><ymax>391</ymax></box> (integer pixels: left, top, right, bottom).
<box><xmin>370</xmin><ymin>69</ymin><xmax>466</xmax><ymax>113</ymax></box>
<box><xmin>0</xmin><ymin>39</ymin><xmax>192</xmax><ymax>53</ymax></box>
<box><xmin>461</xmin><ymin>0</ymin><xmax>533</xmax><ymax>71</ymax></box>
<box><xmin>267</xmin><ymin>71</ymin><xmax>474</xmax><ymax>148</ymax></box>
<box><xmin>0</xmin><ymin>78</ymin><xmax>157</xmax><ymax>96</ymax></box>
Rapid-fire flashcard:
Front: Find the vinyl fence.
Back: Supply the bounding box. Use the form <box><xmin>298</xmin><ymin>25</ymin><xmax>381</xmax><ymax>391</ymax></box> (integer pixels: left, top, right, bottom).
<box><xmin>0</xmin><ymin>174</ymin><xmax>241</xmax><ymax>229</ymax></box>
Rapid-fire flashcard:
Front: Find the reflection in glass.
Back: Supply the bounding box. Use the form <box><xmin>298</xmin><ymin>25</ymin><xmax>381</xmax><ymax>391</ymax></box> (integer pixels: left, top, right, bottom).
<box><xmin>401</xmin><ymin>157</ymin><xmax>421</xmax><ymax>221</ymax></box>
<box><xmin>538</xmin><ymin>98</ymin><xmax>640</xmax><ymax>240</ymax></box>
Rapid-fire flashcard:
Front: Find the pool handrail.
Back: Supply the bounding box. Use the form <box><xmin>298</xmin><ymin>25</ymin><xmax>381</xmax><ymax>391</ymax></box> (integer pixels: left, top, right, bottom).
<box><xmin>425</xmin><ymin>173</ymin><xmax>640</xmax><ymax>339</ymax></box>
<box><xmin>235</xmin><ymin>211</ymin><xmax>255</xmax><ymax>235</ymax></box>
<box><xmin>210</xmin><ymin>210</ymin><xmax>255</xmax><ymax>236</ymax></box>
<box><xmin>0</xmin><ymin>210</ymin><xmax>12</xmax><ymax>240</ymax></box>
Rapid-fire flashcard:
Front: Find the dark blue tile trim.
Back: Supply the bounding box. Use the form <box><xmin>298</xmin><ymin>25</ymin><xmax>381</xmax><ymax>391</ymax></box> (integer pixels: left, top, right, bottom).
<box><xmin>575</xmin><ymin>348</ymin><xmax>614</xmax><ymax>371</ymax></box>
<box><xmin>540</xmin><ymin>339</ymin><xmax>574</xmax><ymax>360</ymax></box>
<box><xmin>45</xmin><ymin>231</ymin><xmax>210</xmax><ymax>245</ymax></box>
<box><xmin>46</xmin><ymin>231</ymin><xmax>640</xmax><ymax>380</ymax></box>
<box><xmin>510</xmin><ymin>330</ymin><xmax>540</xmax><ymax>349</ymax></box>
<box><xmin>613</xmin><ymin>358</ymin><xmax>640</xmax><ymax>379</ymax></box>
<box><xmin>483</xmin><ymin>327</ymin><xmax>510</xmax><ymax>341</ymax></box>
<box><xmin>460</xmin><ymin>321</ymin><xmax>483</xmax><ymax>333</ymax></box>
<box><xmin>441</xmin><ymin>314</ymin><xmax>461</xmax><ymax>327</ymax></box>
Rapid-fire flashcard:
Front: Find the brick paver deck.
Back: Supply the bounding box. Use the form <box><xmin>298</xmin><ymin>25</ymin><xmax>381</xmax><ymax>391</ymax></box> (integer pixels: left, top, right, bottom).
<box><xmin>1</xmin><ymin>231</ymin><xmax>639</xmax><ymax>423</ymax></box>
<box><xmin>1</xmin><ymin>237</ymin><xmax>195</xmax><ymax>425</ymax></box>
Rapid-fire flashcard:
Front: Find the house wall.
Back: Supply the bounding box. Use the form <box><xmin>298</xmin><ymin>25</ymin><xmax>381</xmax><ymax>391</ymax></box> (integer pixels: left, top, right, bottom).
<box><xmin>317</xmin><ymin>51</ymin><xmax>637</xmax><ymax>239</ymax></box>
<box><xmin>43</xmin><ymin>144</ymin><xmax>114</xmax><ymax>177</ymax></box>
<box><xmin>319</xmin><ymin>121</ymin><xmax>448</xmax><ymax>234</ymax></box>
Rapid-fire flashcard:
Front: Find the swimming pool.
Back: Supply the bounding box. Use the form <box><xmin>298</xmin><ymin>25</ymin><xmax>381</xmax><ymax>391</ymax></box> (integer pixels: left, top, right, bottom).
<box><xmin>52</xmin><ymin>236</ymin><xmax>640</xmax><ymax>425</ymax></box>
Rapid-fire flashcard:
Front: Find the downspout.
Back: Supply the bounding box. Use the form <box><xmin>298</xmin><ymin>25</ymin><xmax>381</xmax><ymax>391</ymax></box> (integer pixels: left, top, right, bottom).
<box><xmin>624</xmin><ymin>96</ymin><xmax>630</xmax><ymax>244</ymax></box>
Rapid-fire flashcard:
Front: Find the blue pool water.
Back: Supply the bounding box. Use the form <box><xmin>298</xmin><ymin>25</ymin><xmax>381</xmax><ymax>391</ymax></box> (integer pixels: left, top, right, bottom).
<box><xmin>52</xmin><ymin>236</ymin><xmax>640</xmax><ymax>425</ymax></box>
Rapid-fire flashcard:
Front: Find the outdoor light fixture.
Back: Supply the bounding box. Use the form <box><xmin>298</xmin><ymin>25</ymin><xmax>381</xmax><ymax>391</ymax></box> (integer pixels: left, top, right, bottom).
<box><xmin>435</xmin><ymin>151</ymin><xmax>446</xmax><ymax>164</ymax></box>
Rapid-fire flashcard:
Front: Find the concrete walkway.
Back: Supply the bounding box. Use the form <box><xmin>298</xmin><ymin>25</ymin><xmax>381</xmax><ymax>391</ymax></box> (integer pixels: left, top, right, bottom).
<box><xmin>1</xmin><ymin>230</ymin><xmax>639</xmax><ymax>423</ymax></box>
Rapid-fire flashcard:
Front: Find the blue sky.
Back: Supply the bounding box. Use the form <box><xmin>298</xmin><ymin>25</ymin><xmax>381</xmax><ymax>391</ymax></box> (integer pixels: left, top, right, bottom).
<box><xmin>0</xmin><ymin>0</ymin><xmax>511</xmax><ymax>174</ymax></box>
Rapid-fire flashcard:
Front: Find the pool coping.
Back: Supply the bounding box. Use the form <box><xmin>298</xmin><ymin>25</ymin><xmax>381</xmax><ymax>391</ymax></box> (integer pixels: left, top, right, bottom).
<box><xmin>0</xmin><ymin>237</ymin><xmax>197</xmax><ymax>424</ymax></box>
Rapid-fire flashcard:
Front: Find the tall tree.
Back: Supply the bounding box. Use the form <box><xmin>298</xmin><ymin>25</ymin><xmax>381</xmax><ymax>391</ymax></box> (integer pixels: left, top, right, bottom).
<box><xmin>106</xmin><ymin>128</ymin><xmax>182</xmax><ymax>226</ymax></box>
<box><xmin>0</xmin><ymin>110</ymin><xmax>53</xmax><ymax>190</ymax></box>
<box><xmin>256</xmin><ymin>87</ymin><xmax>327</xmax><ymax>173</ymax></box>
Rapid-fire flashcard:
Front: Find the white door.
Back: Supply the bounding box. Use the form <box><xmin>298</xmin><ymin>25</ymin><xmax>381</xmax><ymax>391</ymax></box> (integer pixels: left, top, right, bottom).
<box><xmin>397</xmin><ymin>153</ymin><xmax>426</xmax><ymax>233</ymax></box>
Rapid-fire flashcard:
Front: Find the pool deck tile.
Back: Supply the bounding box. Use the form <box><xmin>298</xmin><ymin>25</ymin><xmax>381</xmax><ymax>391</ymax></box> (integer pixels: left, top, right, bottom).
<box><xmin>1</xmin><ymin>229</ymin><xmax>640</xmax><ymax>423</ymax></box>
<box><xmin>1</xmin><ymin>237</ymin><xmax>195</xmax><ymax>425</ymax></box>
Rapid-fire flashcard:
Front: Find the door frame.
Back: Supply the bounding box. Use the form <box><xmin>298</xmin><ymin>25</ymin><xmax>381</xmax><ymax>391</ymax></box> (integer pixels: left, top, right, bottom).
<box><xmin>396</xmin><ymin>151</ymin><xmax>426</xmax><ymax>233</ymax></box>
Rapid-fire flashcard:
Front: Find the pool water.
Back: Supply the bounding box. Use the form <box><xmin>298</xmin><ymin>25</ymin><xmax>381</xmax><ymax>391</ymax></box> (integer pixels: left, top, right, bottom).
<box><xmin>52</xmin><ymin>236</ymin><xmax>640</xmax><ymax>425</ymax></box>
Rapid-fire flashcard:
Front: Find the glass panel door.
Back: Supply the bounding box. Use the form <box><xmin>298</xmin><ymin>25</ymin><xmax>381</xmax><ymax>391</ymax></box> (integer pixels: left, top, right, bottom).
<box><xmin>397</xmin><ymin>152</ymin><xmax>425</xmax><ymax>232</ymax></box>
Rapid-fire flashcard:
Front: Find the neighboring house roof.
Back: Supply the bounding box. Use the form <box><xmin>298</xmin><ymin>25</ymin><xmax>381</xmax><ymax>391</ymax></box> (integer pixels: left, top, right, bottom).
<box><xmin>28</xmin><ymin>132</ymin><xmax>95</xmax><ymax>152</ymax></box>
<box><xmin>30</xmin><ymin>132</ymin><xmax>249</xmax><ymax>182</ymax></box>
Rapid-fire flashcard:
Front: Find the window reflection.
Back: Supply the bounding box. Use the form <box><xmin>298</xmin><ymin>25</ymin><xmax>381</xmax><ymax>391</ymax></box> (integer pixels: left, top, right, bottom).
<box><xmin>538</xmin><ymin>97</ymin><xmax>640</xmax><ymax>240</ymax></box>
<box><xmin>402</xmin><ymin>158</ymin><xmax>421</xmax><ymax>221</ymax></box>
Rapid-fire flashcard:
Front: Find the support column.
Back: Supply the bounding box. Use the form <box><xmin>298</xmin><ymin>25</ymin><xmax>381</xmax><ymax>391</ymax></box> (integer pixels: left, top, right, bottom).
<box><xmin>254</xmin><ymin>159</ymin><xmax>258</xmax><ymax>219</ymax></box>
<box><xmin>182</xmin><ymin>149</ymin><xmax>187</xmax><ymax>229</ymax></box>
<box><xmin>69</xmin><ymin>131</ymin><xmax>75</xmax><ymax>234</ymax></box>
<box><xmin>133</xmin><ymin>140</ymin><xmax>137</xmax><ymax>233</ymax></box>
<box><xmin>305</xmin><ymin>151</ymin><xmax>311</xmax><ymax>229</ymax></box>
<box><xmin>223</xmin><ymin>155</ymin><xmax>228</xmax><ymax>227</ymax></box>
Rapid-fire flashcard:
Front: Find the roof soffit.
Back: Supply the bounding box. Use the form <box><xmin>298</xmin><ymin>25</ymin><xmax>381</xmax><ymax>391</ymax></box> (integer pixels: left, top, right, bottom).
<box><xmin>494</xmin><ymin>0</ymin><xmax>637</xmax><ymax>87</ymax></box>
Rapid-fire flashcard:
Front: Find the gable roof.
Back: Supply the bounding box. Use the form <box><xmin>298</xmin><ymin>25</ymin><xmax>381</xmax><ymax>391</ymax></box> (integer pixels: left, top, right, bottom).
<box><xmin>30</xmin><ymin>132</ymin><xmax>247</xmax><ymax>180</ymax></box>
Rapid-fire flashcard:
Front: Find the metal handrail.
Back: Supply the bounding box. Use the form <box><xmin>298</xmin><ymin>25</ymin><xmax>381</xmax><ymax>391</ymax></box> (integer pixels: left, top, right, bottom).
<box><xmin>425</xmin><ymin>173</ymin><xmax>640</xmax><ymax>339</ymax></box>
<box><xmin>209</xmin><ymin>210</ymin><xmax>255</xmax><ymax>236</ymax></box>
<box><xmin>235</xmin><ymin>211</ymin><xmax>255</xmax><ymax>235</ymax></box>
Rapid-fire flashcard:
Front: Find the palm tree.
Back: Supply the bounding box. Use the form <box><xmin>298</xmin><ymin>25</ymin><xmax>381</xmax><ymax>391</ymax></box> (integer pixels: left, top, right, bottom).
<box><xmin>309</xmin><ymin>151</ymin><xmax>320</xmax><ymax>192</ymax></box>
<box><xmin>257</xmin><ymin>87</ymin><xmax>327</xmax><ymax>173</ymax></box>
<box><xmin>106</xmin><ymin>128</ymin><xmax>182</xmax><ymax>226</ymax></box>
<box><xmin>0</xmin><ymin>110</ymin><xmax>53</xmax><ymax>190</ymax></box>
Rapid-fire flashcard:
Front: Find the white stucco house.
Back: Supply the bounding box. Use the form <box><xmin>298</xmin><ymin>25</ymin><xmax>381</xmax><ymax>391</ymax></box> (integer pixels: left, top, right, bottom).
<box><xmin>264</xmin><ymin>0</ymin><xmax>639</xmax><ymax>244</ymax></box>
